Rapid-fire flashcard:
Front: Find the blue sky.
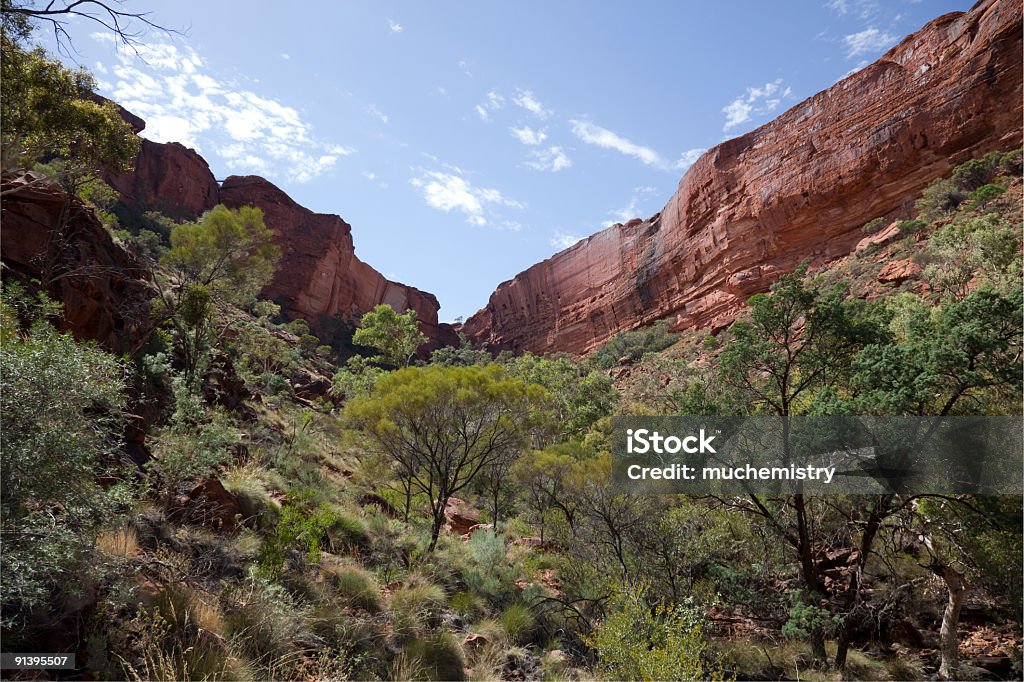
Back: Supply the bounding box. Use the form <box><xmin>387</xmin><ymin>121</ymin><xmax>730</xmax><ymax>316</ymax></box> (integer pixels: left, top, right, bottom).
<box><xmin>46</xmin><ymin>0</ymin><xmax>970</xmax><ymax>322</ymax></box>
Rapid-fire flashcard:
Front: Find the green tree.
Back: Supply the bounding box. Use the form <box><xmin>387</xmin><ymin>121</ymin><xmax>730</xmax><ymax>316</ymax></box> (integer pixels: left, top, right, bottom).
<box><xmin>352</xmin><ymin>304</ymin><xmax>427</xmax><ymax>368</ymax></box>
<box><xmin>0</xmin><ymin>291</ymin><xmax>130</xmax><ymax>630</ymax></box>
<box><xmin>346</xmin><ymin>364</ymin><xmax>548</xmax><ymax>551</ymax></box>
<box><xmin>718</xmin><ymin>264</ymin><xmax>887</xmax><ymax>662</ymax></box>
<box><xmin>157</xmin><ymin>204</ymin><xmax>279</xmax><ymax>385</ymax></box>
<box><xmin>0</xmin><ymin>31</ymin><xmax>138</xmax><ymax>182</ymax></box>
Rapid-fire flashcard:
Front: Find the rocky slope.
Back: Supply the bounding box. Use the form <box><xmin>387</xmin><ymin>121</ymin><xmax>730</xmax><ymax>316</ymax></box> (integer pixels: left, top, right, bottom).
<box><xmin>106</xmin><ymin>126</ymin><xmax>454</xmax><ymax>348</ymax></box>
<box><xmin>464</xmin><ymin>0</ymin><xmax>1023</xmax><ymax>354</ymax></box>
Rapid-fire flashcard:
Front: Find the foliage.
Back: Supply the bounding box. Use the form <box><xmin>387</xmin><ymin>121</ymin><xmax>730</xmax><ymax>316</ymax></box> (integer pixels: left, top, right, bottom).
<box><xmin>585</xmin><ymin>581</ymin><xmax>724</xmax><ymax>681</ymax></box>
<box><xmin>346</xmin><ymin>364</ymin><xmax>549</xmax><ymax>550</ymax></box>
<box><xmin>923</xmin><ymin>214</ymin><xmax>1021</xmax><ymax>300</ymax></box>
<box><xmin>164</xmin><ymin>204</ymin><xmax>280</xmax><ymax>306</ymax></box>
<box><xmin>352</xmin><ymin>304</ymin><xmax>428</xmax><ymax>368</ymax></box>
<box><xmin>916</xmin><ymin>178</ymin><xmax>966</xmax><ymax>222</ymax></box>
<box><xmin>782</xmin><ymin>591</ymin><xmax>842</xmax><ymax>641</ymax></box>
<box><xmin>589</xmin><ymin>319</ymin><xmax>679</xmax><ymax>369</ymax></box>
<box><xmin>259</xmin><ymin>490</ymin><xmax>340</xmax><ymax>577</ymax></box>
<box><xmin>0</xmin><ymin>34</ymin><xmax>138</xmax><ymax>177</ymax></box>
<box><xmin>0</xmin><ymin>292</ymin><xmax>130</xmax><ymax>629</ymax></box>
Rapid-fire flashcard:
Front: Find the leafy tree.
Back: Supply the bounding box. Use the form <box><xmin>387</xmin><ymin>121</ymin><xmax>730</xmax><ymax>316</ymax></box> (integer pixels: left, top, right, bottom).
<box><xmin>346</xmin><ymin>364</ymin><xmax>548</xmax><ymax>550</ymax></box>
<box><xmin>0</xmin><ymin>31</ymin><xmax>138</xmax><ymax>182</ymax></box>
<box><xmin>157</xmin><ymin>204</ymin><xmax>279</xmax><ymax>385</ymax></box>
<box><xmin>718</xmin><ymin>264</ymin><xmax>888</xmax><ymax>662</ymax></box>
<box><xmin>352</xmin><ymin>304</ymin><xmax>427</xmax><ymax>368</ymax></box>
<box><xmin>0</xmin><ymin>289</ymin><xmax>130</xmax><ymax>630</ymax></box>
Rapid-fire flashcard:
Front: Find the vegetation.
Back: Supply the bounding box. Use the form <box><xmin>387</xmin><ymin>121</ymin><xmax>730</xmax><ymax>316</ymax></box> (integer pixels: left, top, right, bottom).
<box><xmin>0</xmin><ymin>7</ymin><xmax>1021</xmax><ymax>677</ymax></box>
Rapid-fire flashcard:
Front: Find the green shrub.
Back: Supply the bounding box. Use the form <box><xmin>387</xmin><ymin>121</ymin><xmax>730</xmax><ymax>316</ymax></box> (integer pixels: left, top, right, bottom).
<box><xmin>324</xmin><ymin>564</ymin><xmax>383</xmax><ymax>613</ymax></box>
<box><xmin>450</xmin><ymin>591</ymin><xmax>486</xmax><ymax>622</ymax></box>
<box><xmin>782</xmin><ymin>590</ymin><xmax>842</xmax><ymax>641</ymax></box>
<box><xmin>968</xmin><ymin>182</ymin><xmax>1006</xmax><ymax>208</ymax></box>
<box><xmin>916</xmin><ymin>178</ymin><xmax>966</xmax><ymax>221</ymax></box>
<box><xmin>953</xmin><ymin>156</ymin><xmax>997</xmax><ymax>192</ymax></box>
<box><xmin>0</xmin><ymin>293</ymin><xmax>131</xmax><ymax>629</ymax></box>
<box><xmin>589</xmin><ymin>320</ymin><xmax>678</xmax><ymax>369</ymax></box>
<box><xmin>326</xmin><ymin>509</ymin><xmax>370</xmax><ymax>552</ymax></box>
<box><xmin>898</xmin><ymin>219</ymin><xmax>926</xmax><ymax>234</ymax></box>
<box><xmin>585</xmin><ymin>582</ymin><xmax>724</xmax><ymax>682</ymax></box>
<box><xmin>389</xmin><ymin>577</ymin><xmax>447</xmax><ymax>635</ymax></box>
<box><xmin>405</xmin><ymin>632</ymin><xmax>466</xmax><ymax>681</ymax></box>
<box><xmin>499</xmin><ymin>603</ymin><xmax>536</xmax><ymax>646</ymax></box>
<box><xmin>259</xmin><ymin>491</ymin><xmax>340</xmax><ymax>578</ymax></box>
<box><xmin>860</xmin><ymin>217</ymin><xmax>887</xmax><ymax>234</ymax></box>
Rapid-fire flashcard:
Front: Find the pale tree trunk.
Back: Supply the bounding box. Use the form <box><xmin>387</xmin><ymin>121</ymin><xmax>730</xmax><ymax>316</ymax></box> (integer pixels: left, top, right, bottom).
<box><xmin>935</xmin><ymin>563</ymin><xmax>967</xmax><ymax>680</ymax></box>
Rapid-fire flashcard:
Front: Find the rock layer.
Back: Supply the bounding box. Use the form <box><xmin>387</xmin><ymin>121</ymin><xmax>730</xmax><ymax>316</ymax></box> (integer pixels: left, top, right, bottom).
<box><xmin>464</xmin><ymin>0</ymin><xmax>1023</xmax><ymax>354</ymax></box>
<box><xmin>106</xmin><ymin>137</ymin><xmax>454</xmax><ymax>347</ymax></box>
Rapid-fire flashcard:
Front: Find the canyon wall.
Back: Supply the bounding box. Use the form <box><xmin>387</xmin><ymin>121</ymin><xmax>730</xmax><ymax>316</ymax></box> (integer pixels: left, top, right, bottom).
<box><xmin>464</xmin><ymin>0</ymin><xmax>1023</xmax><ymax>354</ymax></box>
<box><xmin>107</xmin><ymin>127</ymin><xmax>454</xmax><ymax>347</ymax></box>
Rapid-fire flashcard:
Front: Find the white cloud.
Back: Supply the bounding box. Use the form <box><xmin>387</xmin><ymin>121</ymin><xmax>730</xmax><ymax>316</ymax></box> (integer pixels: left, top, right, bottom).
<box><xmin>366</xmin><ymin>104</ymin><xmax>389</xmax><ymax>124</ymax></box>
<box><xmin>95</xmin><ymin>61</ymin><xmax>108</xmax><ymax>74</ymax></box>
<box><xmin>101</xmin><ymin>37</ymin><xmax>352</xmax><ymax>183</ymax></box>
<box><xmin>570</xmin><ymin>119</ymin><xmax>663</xmax><ymax>167</ymax></box>
<box><xmin>721</xmin><ymin>78</ymin><xmax>794</xmax><ymax>132</ymax></box>
<box><xmin>843</xmin><ymin>27</ymin><xmax>897</xmax><ymax>58</ymax></box>
<box><xmin>524</xmin><ymin>146</ymin><xmax>571</xmax><ymax>172</ymax></box>
<box><xmin>676</xmin><ymin>148</ymin><xmax>706</xmax><ymax>171</ymax></box>
<box><xmin>475</xmin><ymin>91</ymin><xmax>505</xmax><ymax>122</ymax></box>
<box><xmin>509</xmin><ymin>126</ymin><xmax>547</xmax><ymax>145</ymax></box>
<box><xmin>280</xmin><ymin>53</ymin><xmax>291</xmax><ymax>60</ymax></box>
<box><xmin>388</xmin><ymin>19</ymin><xmax>403</xmax><ymax>33</ymax></box>
<box><xmin>513</xmin><ymin>89</ymin><xmax>551</xmax><ymax>118</ymax></box>
<box><xmin>410</xmin><ymin>170</ymin><xmax>522</xmax><ymax>226</ymax></box>
<box><xmin>550</xmin><ymin>232</ymin><xmax>582</xmax><ymax>249</ymax></box>
<box><xmin>459</xmin><ymin>60</ymin><xmax>472</xmax><ymax>77</ymax></box>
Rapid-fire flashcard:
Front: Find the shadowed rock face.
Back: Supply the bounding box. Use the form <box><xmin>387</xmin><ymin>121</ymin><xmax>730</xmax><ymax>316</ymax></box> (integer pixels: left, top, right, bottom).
<box><xmin>463</xmin><ymin>0</ymin><xmax>1023</xmax><ymax>355</ymax></box>
<box><xmin>106</xmin><ymin>143</ymin><xmax>456</xmax><ymax>349</ymax></box>
<box><xmin>0</xmin><ymin>174</ymin><xmax>154</xmax><ymax>354</ymax></box>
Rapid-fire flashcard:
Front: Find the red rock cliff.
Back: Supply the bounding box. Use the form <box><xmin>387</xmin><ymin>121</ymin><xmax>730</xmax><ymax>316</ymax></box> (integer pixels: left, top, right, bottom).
<box><xmin>218</xmin><ymin>175</ymin><xmax>451</xmax><ymax>346</ymax></box>
<box><xmin>106</xmin><ymin>135</ymin><xmax>453</xmax><ymax>347</ymax></box>
<box><xmin>464</xmin><ymin>0</ymin><xmax>1023</xmax><ymax>354</ymax></box>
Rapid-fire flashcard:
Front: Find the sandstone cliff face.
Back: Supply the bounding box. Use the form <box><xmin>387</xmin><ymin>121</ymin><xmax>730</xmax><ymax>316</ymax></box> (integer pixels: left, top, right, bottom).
<box><xmin>218</xmin><ymin>176</ymin><xmax>453</xmax><ymax>347</ymax></box>
<box><xmin>107</xmin><ymin>141</ymin><xmax>453</xmax><ymax>348</ymax></box>
<box><xmin>464</xmin><ymin>0</ymin><xmax>1024</xmax><ymax>354</ymax></box>
<box><xmin>106</xmin><ymin>139</ymin><xmax>219</xmax><ymax>220</ymax></box>
<box><xmin>0</xmin><ymin>173</ymin><xmax>153</xmax><ymax>354</ymax></box>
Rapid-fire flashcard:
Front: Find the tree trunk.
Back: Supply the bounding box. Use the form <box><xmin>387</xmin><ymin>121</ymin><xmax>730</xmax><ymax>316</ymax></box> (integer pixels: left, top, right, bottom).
<box><xmin>937</xmin><ymin>564</ymin><xmax>967</xmax><ymax>680</ymax></box>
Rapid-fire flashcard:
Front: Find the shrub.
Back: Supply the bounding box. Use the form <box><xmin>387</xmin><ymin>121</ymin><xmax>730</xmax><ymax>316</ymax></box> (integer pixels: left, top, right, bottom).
<box><xmin>585</xmin><ymin>582</ymin><xmax>724</xmax><ymax>682</ymax></box>
<box><xmin>1</xmin><ymin>296</ymin><xmax>131</xmax><ymax>628</ymax></box>
<box><xmin>499</xmin><ymin>603</ymin><xmax>537</xmax><ymax>646</ymax></box>
<box><xmin>953</xmin><ymin>157</ymin><xmax>997</xmax><ymax>192</ymax></box>
<box><xmin>968</xmin><ymin>182</ymin><xmax>1006</xmax><ymax>208</ymax></box>
<box><xmin>860</xmin><ymin>217</ymin><xmax>887</xmax><ymax>234</ymax></box>
<box><xmin>389</xmin><ymin>577</ymin><xmax>447</xmax><ymax>635</ymax></box>
<box><xmin>222</xmin><ymin>578</ymin><xmax>309</xmax><ymax>669</ymax></box>
<box><xmin>259</xmin><ymin>490</ymin><xmax>340</xmax><ymax>578</ymax></box>
<box><xmin>916</xmin><ymin>178</ymin><xmax>966</xmax><ymax>221</ymax></box>
<box><xmin>589</xmin><ymin>320</ymin><xmax>678</xmax><ymax>369</ymax></box>
<box><xmin>326</xmin><ymin>509</ymin><xmax>370</xmax><ymax>553</ymax></box>
<box><xmin>782</xmin><ymin>591</ymin><xmax>842</xmax><ymax>642</ymax></box>
<box><xmin>898</xmin><ymin>219</ymin><xmax>926</xmax><ymax>234</ymax></box>
<box><xmin>450</xmin><ymin>591</ymin><xmax>486</xmax><ymax>622</ymax></box>
<box><xmin>405</xmin><ymin>632</ymin><xmax>466</xmax><ymax>681</ymax></box>
<box><xmin>323</xmin><ymin>564</ymin><xmax>382</xmax><ymax>613</ymax></box>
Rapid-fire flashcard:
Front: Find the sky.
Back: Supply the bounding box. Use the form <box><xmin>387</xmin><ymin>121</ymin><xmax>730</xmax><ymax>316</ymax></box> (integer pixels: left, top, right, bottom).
<box><xmin>43</xmin><ymin>0</ymin><xmax>971</xmax><ymax>322</ymax></box>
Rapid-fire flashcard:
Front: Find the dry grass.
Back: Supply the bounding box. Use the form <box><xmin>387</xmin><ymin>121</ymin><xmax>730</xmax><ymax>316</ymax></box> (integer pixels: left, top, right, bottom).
<box><xmin>96</xmin><ymin>526</ymin><xmax>140</xmax><ymax>558</ymax></box>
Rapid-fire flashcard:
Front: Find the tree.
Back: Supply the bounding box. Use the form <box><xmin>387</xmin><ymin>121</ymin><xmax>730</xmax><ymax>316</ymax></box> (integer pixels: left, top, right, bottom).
<box><xmin>718</xmin><ymin>264</ymin><xmax>888</xmax><ymax>663</ymax></box>
<box><xmin>157</xmin><ymin>204</ymin><xmax>279</xmax><ymax>386</ymax></box>
<box><xmin>345</xmin><ymin>364</ymin><xmax>548</xmax><ymax>551</ymax></box>
<box><xmin>2</xmin><ymin>0</ymin><xmax>173</xmax><ymax>54</ymax></box>
<box><xmin>352</xmin><ymin>304</ymin><xmax>427</xmax><ymax>368</ymax></box>
<box><xmin>0</xmin><ymin>30</ymin><xmax>138</xmax><ymax>180</ymax></box>
<box><xmin>0</xmin><ymin>288</ymin><xmax>129</xmax><ymax>630</ymax></box>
